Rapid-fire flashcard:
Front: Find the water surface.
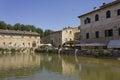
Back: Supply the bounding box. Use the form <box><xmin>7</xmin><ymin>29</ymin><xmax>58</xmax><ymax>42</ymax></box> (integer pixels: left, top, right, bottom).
<box><xmin>0</xmin><ymin>53</ymin><xmax>120</xmax><ymax>80</ymax></box>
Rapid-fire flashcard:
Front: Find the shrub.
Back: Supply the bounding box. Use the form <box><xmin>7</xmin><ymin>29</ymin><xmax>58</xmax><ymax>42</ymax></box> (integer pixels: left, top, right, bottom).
<box><xmin>30</xmin><ymin>48</ymin><xmax>34</xmax><ymax>51</ymax></box>
<box><xmin>93</xmin><ymin>50</ymin><xmax>99</xmax><ymax>57</ymax></box>
<box><xmin>36</xmin><ymin>45</ymin><xmax>53</xmax><ymax>53</ymax></box>
<box><xmin>103</xmin><ymin>50</ymin><xmax>112</xmax><ymax>56</ymax></box>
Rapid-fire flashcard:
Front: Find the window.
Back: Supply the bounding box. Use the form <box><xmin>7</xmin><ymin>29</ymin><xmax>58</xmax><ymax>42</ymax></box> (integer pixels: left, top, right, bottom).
<box><xmin>105</xmin><ymin>29</ymin><xmax>113</xmax><ymax>37</ymax></box>
<box><xmin>84</xmin><ymin>17</ymin><xmax>91</xmax><ymax>24</ymax></box>
<box><xmin>86</xmin><ymin>33</ymin><xmax>89</xmax><ymax>39</ymax></box>
<box><xmin>95</xmin><ymin>31</ymin><xmax>99</xmax><ymax>38</ymax></box>
<box><xmin>106</xmin><ymin>10</ymin><xmax>111</xmax><ymax>18</ymax></box>
<box><xmin>87</xmin><ymin>18</ymin><xmax>91</xmax><ymax>23</ymax></box>
<box><xmin>28</xmin><ymin>43</ymin><xmax>30</xmax><ymax>46</ymax></box>
<box><xmin>117</xmin><ymin>9</ymin><xmax>120</xmax><ymax>16</ymax></box>
<box><xmin>70</xmin><ymin>31</ymin><xmax>72</xmax><ymax>34</ymax></box>
<box><xmin>23</xmin><ymin>43</ymin><xmax>25</xmax><ymax>46</ymax></box>
<box><xmin>95</xmin><ymin>14</ymin><xmax>99</xmax><ymax>21</ymax></box>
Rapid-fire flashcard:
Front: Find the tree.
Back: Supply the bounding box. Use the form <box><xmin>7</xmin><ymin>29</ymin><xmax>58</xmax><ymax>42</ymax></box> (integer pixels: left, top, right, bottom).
<box><xmin>6</xmin><ymin>24</ymin><xmax>13</xmax><ymax>30</ymax></box>
<box><xmin>78</xmin><ymin>25</ymin><xmax>81</xmax><ymax>30</ymax></box>
<box><xmin>0</xmin><ymin>20</ymin><xmax>56</xmax><ymax>38</ymax></box>
<box><xmin>26</xmin><ymin>25</ymin><xmax>36</xmax><ymax>32</ymax></box>
<box><xmin>20</xmin><ymin>24</ymin><xmax>28</xmax><ymax>31</ymax></box>
<box><xmin>36</xmin><ymin>28</ymin><xmax>44</xmax><ymax>38</ymax></box>
<box><xmin>44</xmin><ymin>29</ymin><xmax>54</xmax><ymax>37</ymax></box>
<box><xmin>0</xmin><ymin>21</ymin><xmax>7</xmax><ymax>29</ymax></box>
<box><xmin>13</xmin><ymin>23</ymin><xmax>21</xmax><ymax>30</ymax></box>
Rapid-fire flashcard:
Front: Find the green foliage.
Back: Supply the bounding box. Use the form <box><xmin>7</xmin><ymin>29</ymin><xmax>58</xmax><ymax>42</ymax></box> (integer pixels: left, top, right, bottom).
<box><xmin>6</xmin><ymin>24</ymin><xmax>13</xmax><ymax>30</ymax></box>
<box><xmin>0</xmin><ymin>48</ymin><xmax>4</xmax><ymax>54</ymax></box>
<box><xmin>103</xmin><ymin>50</ymin><xmax>112</xmax><ymax>56</ymax></box>
<box><xmin>0</xmin><ymin>21</ymin><xmax>7</xmax><ymax>29</ymax></box>
<box><xmin>0</xmin><ymin>20</ymin><xmax>54</xmax><ymax>38</ymax></box>
<box><xmin>30</xmin><ymin>48</ymin><xmax>34</xmax><ymax>51</ymax></box>
<box><xmin>11</xmin><ymin>48</ymin><xmax>16</xmax><ymax>53</ymax></box>
<box><xmin>92</xmin><ymin>50</ymin><xmax>99</xmax><ymax>57</ymax></box>
<box><xmin>92</xmin><ymin>49</ymin><xmax>112</xmax><ymax>57</ymax></box>
<box><xmin>36</xmin><ymin>28</ymin><xmax>44</xmax><ymax>38</ymax></box>
<box><xmin>35</xmin><ymin>45</ymin><xmax>53</xmax><ymax>53</ymax></box>
<box><xmin>13</xmin><ymin>23</ymin><xmax>21</xmax><ymax>30</ymax></box>
<box><xmin>40</xmin><ymin>45</ymin><xmax>52</xmax><ymax>50</ymax></box>
<box><xmin>44</xmin><ymin>29</ymin><xmax>53</xmax><ymax>37</ymax></box>
<box><xmin>26</xmin><ymin>25</ymin><xmax>36</xmax><ymax>32</ymax></box>
<box><xmin>20</xmin><ymin>24</ymin><xmax>26</xmax><ymax>31</ymax></box>
<box><xmin>78</xmin><ymin>25</ymin><xmax>81</xmax><ymax>30</ymax></box>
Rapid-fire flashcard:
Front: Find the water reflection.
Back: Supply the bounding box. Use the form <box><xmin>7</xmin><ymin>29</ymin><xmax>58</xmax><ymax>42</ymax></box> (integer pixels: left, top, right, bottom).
<box><xmin>0</xmin><ymin>54</ymin><xmax>41</xmax><ymax>80</ymax></box>
<box><xmin>0</xmin><ymin>53</ymin><xmax>120</xmax><ymax>80</ymax></box>
<box><xmin>0</xmin><ymin>54</ymin><xmax>41</xmax><ymax>69</ymax></box>
<box><xmin>62</xmin><ymin>59</ymin><xmax>79</xmax><ymax>75</ymax></box>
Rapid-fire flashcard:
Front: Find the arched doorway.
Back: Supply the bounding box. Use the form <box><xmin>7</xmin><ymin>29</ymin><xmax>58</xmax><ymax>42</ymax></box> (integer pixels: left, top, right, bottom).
<box><xmin>32</xmin><ymin>41</ymin><xmax>36</xmax><ymax>47</ymax></box>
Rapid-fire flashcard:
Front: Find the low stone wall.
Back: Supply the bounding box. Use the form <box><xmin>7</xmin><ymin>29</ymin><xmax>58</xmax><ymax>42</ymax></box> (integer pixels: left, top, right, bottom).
<box><xmin>58</xmin><ymin>49</ymin><xmax>75</xmax><ymax>55</ymax></box>
<box><xmin>59</xmin><ymin>49</ymin><xmax>120</xmax><ymax>59</ymax></box>
<box><xmin>0</xmin><ymin>48</ymin><xmax>35</xmax><ymax>55</ymax></box>
<box><xmin>35</xmin><ymin>48</ymin><xmax>120</xmax><ymax>60</ymax></box>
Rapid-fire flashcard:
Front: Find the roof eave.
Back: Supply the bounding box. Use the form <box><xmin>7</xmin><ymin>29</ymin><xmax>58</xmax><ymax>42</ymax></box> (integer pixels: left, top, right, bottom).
<box><xmin>78</xmin><ymin>0</ymin><xmax>120</xmax><ymax>18</ymax></box>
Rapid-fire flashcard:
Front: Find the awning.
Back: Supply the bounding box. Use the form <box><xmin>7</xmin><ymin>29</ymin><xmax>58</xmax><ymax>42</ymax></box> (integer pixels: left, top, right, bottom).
<box><xmin>63</xmin><ymin>41</ymin><xmax>81</xmax><ymax>44</ymax></box>
<box><xmin>77</xmin><ymin>42</ymin><xmax>106</xmax><ymax>46</ymax></box>
<box><xmin>108</xmin><ymin>40</ymin><xmax>120</xmax><ymax>48</ymax></box>
<box><xmin>63</xmin><ymin>41</ymin><xmax>81</xmax><ymax>46</ymax></box>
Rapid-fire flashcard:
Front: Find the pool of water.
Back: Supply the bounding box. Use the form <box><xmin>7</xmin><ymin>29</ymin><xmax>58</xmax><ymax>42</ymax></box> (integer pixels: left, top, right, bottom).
<box><xmin>0</xmin><ymin>53</ymin><xmax>120</xmax><ymax>80</ymax></box>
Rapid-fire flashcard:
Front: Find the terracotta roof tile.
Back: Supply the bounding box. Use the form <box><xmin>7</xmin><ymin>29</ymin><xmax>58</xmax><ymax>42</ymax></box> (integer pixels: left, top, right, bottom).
<box><xmin>0</xmin><ymin>29</ymin><xmax>40</xmax><ymax>36</ymax></box>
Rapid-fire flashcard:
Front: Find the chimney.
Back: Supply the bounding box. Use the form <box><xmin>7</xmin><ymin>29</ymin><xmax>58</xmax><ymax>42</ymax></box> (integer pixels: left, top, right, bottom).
<box><xmin>93</xmin><ymin>7</ymin><xmax>97</xmax><ymax>10</ymax></box>
<box><xmin>100</xmin><ymin>2</ymin><xmax>106</xmax><ymax>8</ymax></box>
<box><xmin>103</xmin><ymin>3</ymin><xmax>106</xmax><ymax>6</ymax></box>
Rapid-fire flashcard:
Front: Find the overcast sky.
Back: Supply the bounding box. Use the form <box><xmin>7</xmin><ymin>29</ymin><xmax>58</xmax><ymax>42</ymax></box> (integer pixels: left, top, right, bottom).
<box><xmin>0</xmin><ymin>0</ymin><xmax>114</xmax><ymax>31</ymax></box>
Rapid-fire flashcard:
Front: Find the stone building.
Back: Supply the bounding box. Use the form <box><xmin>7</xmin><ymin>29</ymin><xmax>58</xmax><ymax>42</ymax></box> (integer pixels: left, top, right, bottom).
<box><xmin>74</xmin><ymin>31</ymin><xmax>81</xmax><ymax>41</ymax></box>
<box><xmin>78</xmin><ymin>0</ymin><xmax>120</xmax><ymax>44</ymax></box>
<box><xmin>0</xmin><ymin>29</ymin><xmax>40</xmax><ymax>48</ymax></box>
<box><xmin>42</xmin><ymin>27</ymin><xmax>78</xmax><ymax>47</ymax></box>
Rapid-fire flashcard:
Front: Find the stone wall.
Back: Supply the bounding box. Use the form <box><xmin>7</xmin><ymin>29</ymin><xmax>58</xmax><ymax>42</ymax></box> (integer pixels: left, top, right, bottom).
<box><xmin>0</xmin><ymin>33</ymin><xmax>40</xmax><ymax>48</ymax></box>
<box><xmin>62</xmin><ymin>27</ymin><xmax>78</xmax><ymax>44</ymax></box>
<box><xmin>79</xmin><ymin>1</ymin><xmax>120</xmax><ymax>43</ymax></box>
<box><xmin>42</xmin><ymin>27</ymin><xmax>78</xmax><ymax>47</ymax></box>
